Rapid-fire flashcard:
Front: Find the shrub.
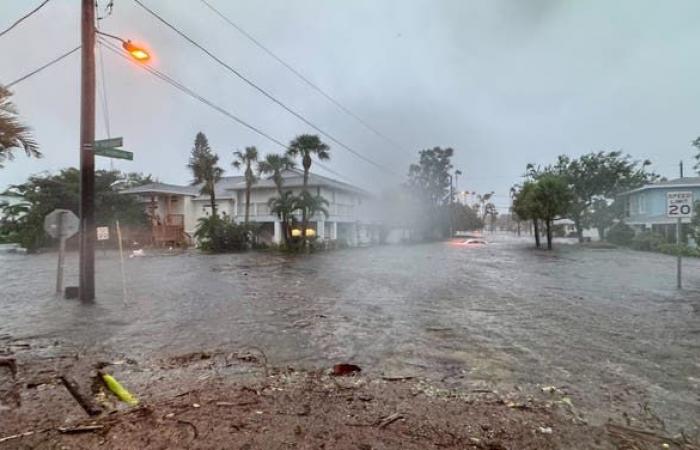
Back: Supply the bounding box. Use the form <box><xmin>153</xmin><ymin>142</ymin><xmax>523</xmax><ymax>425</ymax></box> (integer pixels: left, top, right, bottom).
<box><xmin>655</xmin><ymin>243</ymin><xmax>700</xmax><ymax>257</ymax></box>
<box><xmin>606</xmin><ymin>222</ymin><xmax>635</xmax><ymax>246</ymax></box>
<box><xmin>630</xmin><ymin>231</ymin><xmax>665</xmax><ymax>252</ymax></box>
<box><xmin>194</xmin><ymin>216</ymin><xmax>257</xmax><ymax>252</ymax></box>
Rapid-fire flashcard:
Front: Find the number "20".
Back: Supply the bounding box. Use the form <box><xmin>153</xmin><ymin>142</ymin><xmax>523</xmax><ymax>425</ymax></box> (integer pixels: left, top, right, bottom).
<box><xmin>669</xmin><ymin>204</ymin><xmax>691</xmax><ymax>215</ymax></box>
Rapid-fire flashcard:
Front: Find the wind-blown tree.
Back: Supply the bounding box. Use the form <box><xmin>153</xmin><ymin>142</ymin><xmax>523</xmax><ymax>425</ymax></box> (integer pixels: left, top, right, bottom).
<box><xmin>0</xmin><ymin>86</ymin><xmax>40</xmax><ymax>168</ymax></box>
<box><xmin>292</xmin><ymin>191</ymin><xmax>330</xmax><ymax>236</ymax></box>
<box><xmin>286</xmin><ymin>134</ymin><xmax>330</xmax><ymax>243</ymax></box>
<box><xmin>589</xmin><ymin>198</ymin><xmax>624</xmax><ymax>240</ymax></box>
<box><xmin>531</xmin><ymin>175</ymin><xmax>573</xmax><ymax>250</ymax></box>
<box><xmin>512</xmin><ymin>181</ymin><xmax>541</xmax><ymax>248</ymax></box>
<box><xmin>528</xmin><ymin>151</ymin><xmax>657</xmax><ymax>242</ymax></box>
<box><xmin>268</xmin><ymin>191</ymin><xmax>297</xmax><ymax>244</ymax></box>
<box><xmin>232</xmin><ymin>146</ymin><xmax>259</xmax><ymax>224</ymax></box>
<box><xmin>406</xmin><ymin>147</ymin><xmax>455</xmax><ymax>238</ymax></box>
<box><xmin>693</xmin><ymin>137</ymin><xmax>700</xmax><ymax>174</ymax></box>
<box><xmin>257</xmin><ymin>153</ymin><xmax>295</xmax><ymax>195</ymax></box>
<box><xmin>188</xmin><ymin>132</ymin><xmax>223</xmax><ymax>218</ymax></box>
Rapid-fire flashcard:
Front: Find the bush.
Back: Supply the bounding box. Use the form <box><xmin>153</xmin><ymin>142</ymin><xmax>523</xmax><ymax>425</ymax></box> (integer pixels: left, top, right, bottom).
<box><xmin>194</xmin><ymin>216</ymin><xmax>257</xmax><ymax>252</ymax></box>
<box><xmin>655</xmin><ymin>243</ymin><xmax>700</xmax><ymax>257</ymax></box>
<box><xmin>606</xmin><ymin>222</ymin><xmax>635</xmax><ymax>246</ymax></box>
<box><xmin>629</xmin><ymin>231</ymin><xmax>665</xmax><ymax>252</ymax></box>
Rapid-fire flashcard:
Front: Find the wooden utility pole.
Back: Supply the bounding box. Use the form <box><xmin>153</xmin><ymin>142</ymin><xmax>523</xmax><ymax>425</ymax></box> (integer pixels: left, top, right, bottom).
<box><xmin>79</xmin><ymin>0</ymin><xmax>96</xmax><ymax>302</ymax></box>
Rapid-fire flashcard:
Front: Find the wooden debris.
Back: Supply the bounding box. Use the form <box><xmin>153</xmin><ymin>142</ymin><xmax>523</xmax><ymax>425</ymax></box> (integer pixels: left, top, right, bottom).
<box><xmin>60</xmin><ymin>375</ymin><xmax>102</xmax><ymax>416</ymax></box>
<box><xmin>375</xmin><ymin>412</ymin><xmax>405</xmax><ymax>429</ymax></box>
<box><xmin>0</xmin><ymin>430</ymin><xmax>37</xmax><ymax>444</ymax></box>
<box><xmin>58</xmin><ymin>425</ymin><xmax>104</xmax><ymax>434</ymax></box>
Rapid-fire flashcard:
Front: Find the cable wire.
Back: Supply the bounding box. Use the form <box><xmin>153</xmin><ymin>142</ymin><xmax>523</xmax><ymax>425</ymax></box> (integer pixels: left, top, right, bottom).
<box><xmin>99</xmin><ymin>38</ymin><xmax>358</xmax><ymax>185</ymax></box>
<box><xmin>5</xmin><ymin>46</ymin><xmax>80</xmax><ymax>88</ymax></box>
<box><xmin>0</xmin><ymin>0</ymin><xmax>52</xmax><ymax>38</ymax></box>
<box><xmin>198</xmin><ymin>0</ymin><xmax>408</xmax><ymax>155</ymax></box>
<box><xmin>132</xmin><ymin>0</ymin><xmax>399</xmax><ymax>177</ymax></box>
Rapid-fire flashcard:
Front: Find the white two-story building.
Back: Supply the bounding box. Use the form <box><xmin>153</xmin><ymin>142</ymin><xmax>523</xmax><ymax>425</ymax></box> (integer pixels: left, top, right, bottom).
<box><xmin>120</xmin><ymin>169</ymin><xmax>380</xmax><ymax>247</ymax></box>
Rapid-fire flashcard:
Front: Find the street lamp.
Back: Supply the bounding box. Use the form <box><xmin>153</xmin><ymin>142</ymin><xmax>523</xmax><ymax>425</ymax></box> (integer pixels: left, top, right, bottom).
<box><xmin>96</xmin><ymin>31</ymin><xmax>151</xmax><ymax>62</ymax></box>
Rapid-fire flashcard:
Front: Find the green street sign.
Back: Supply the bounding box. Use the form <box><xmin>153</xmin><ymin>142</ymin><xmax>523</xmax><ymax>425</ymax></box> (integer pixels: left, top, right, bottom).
<box><xmin>94</xmin><ymin>137</ymin><xmax>123</xmax><ymax>149</ymax></box>
<box><xmin>95</xmin><ymin>147</ymin><xmax>133</xmax><ymax>160</ymax></box>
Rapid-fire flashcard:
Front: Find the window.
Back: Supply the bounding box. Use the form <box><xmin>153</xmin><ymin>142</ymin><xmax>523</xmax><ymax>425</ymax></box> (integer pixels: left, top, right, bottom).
<box><xmin>638</xmin><ymin>193</ymin><xmax>646</xmax><ymax>214</ymax></box>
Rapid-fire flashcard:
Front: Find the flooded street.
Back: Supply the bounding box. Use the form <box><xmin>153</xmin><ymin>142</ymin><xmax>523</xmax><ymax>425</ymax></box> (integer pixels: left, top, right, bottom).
<box><xmin>2</xmin><ymin>237</ymin><xmax>699</xmax><ymax>432</ymax></box>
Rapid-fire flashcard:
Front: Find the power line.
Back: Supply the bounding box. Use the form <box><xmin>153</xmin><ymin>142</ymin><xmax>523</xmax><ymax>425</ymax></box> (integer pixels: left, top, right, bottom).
<box><xmin>0</xmin><ymin>0</ymin><xmax>52</xmax><ymax>38</ymax></box>
<box><xmin>197</xmin><ymin>0</ymin><xmax>408</xmax><ymax>155</ymax></box>
<box><xmin>131</xmin><ymin>0</ymin><xmax>399</xmax><ymax>177</ymax></box>
<box><xmin>99</xmin><ymin>38</ymin><xmax>358</xmax><ymax>185</ymax></box>
<box><xmin>5</xmin><ymin>46</ymin><xmax>81</xmax><ymax>88</ymax></box>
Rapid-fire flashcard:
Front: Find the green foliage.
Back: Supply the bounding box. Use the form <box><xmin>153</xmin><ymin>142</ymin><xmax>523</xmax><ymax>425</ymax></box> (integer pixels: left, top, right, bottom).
<box><xmin>187</xmin><ymin>132</ymin><xmax>223</xmax><ymax>216</ymax></box>
<box><xmin>606</xmin><ymin>222</ymin><xmax>635</xmax><ymax>246</ymax></box>
<box><xmin>0</xmin><ymin>169</ymin><xmax>149</xmax><ymax>251</ymax></box>
<box><xmin>452</xmin><ymin>203</ymin><xmax>483</xmax><ymax>231</ymax></box>
<box><xmin>0</xmin><ymin>86</ymin><xmax>40</xmax><ymax>168</ymax></box>
<box><xmin>528</xmin><ymin>151</ymin><xmax>657</xmax><ymax>241</ymax></box>
<box><xmin>629</xmin><ymin>231</ymin><xmax>666</xmax><ymax>252</ymax></box>
<box><xmin>589</xmin><ymin>199</ymin><xmax>623</xmax><ymax>240</ymax></box>
<box><xmin>194</xmin><ymin>215</ymin><xmax>257</xmax><ymax>252</ymax></box>
<box><xmin>407</xmin><ymin>147</ymin><xmax>454</xmax><ymax>207</ymax></box>
<box><xmin>232</xmin><ymin>146</ymin><xmax>259</xmax><ymax>223</ymax></box>
<box><xmin>693</xmin><ymin>137</ymin><xmax>700</xmax><ymax>174</ymax></box>
<box><xmin>512</xmin><ymin>175</ymin><xmax>572</xmax><ymax>249</ymax></box>
<box><xmin>257</xmin><ymin>153</ymin><xmax>295</xmax><ymax>194</ymax></box>
<box><xmin>286</xmin><ymin>134</ymin><xmax>330</xmax><ymax>178</ymax></box>
<box><xmin>292</xmin><ymin>191</ymin><xmax>330</xmax><ymax>221</ymax></box>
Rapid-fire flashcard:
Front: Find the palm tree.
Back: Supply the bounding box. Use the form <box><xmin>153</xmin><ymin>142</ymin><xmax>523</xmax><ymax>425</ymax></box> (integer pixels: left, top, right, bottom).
<box><xmin>292</xmin><ymin>191</ymin><xmax>330</xmax><ymax>238</ymax></box>
<box><xmin>286</xmin><ymin>134</ymin><xmax>330</xmax><ymax>243</ymax></box>
<box><xmin>0</xmin><ymin>86</ymin><xmax>40</xmax><ymax>168</ymax></box>
<box><xmin>257</xmin><ymin>153</ymin><xmax>295</xmax><ymax>196</ymax></box>
<box><xmin>232</xmin><ymin>146</ymin><xmax>258</xmax><ymax>224</ymax></box>
<box><xmin>187</xmin><ymin>132</ymin><xmax>223</xmax><ymax>217</ymax></box>
<box><xmin>268</xmin><ymin>191</ymin><xmax>297</xmax><ymax>243</ymax></box>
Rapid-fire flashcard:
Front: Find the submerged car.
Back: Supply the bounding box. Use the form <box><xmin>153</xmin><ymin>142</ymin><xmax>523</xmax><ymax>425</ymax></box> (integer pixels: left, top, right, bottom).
<box><xmin>456</xmin><ymin>238</ymin><xmax>488</xmax><ymax>247</ymax></box>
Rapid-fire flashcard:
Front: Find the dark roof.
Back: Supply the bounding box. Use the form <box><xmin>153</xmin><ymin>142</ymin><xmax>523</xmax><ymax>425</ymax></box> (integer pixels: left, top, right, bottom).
<box><xmin>619</xmin><ymin>177</ymin><xmax>700</xmax><ymax>196</ymax></box>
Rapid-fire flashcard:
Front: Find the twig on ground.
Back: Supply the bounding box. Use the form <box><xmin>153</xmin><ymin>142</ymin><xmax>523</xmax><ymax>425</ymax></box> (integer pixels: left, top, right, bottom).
<box><xmin>375</xmin><ymin>412</ymin><xmax>406</xmax><ymax>429</ymax></box>
<box><xmin>0</xmin><ymin>430</ymin><xmax>39</xmax><ymax>444</ymax></box>
<box><xmin>58</xmin><ymin>425</ymin><xmax>104</xmax><ymax>434</ymax></box>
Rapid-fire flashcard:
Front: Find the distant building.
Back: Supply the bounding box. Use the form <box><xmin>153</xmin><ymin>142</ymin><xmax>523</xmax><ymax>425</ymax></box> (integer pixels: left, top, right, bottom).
<box><xmin>618</xmin><ymin>176</ymin><xmax>700</xmax><ymax>236</ymax></box>
<box><xmin>120</xmin><ymin>169</ymin><xmax>381</xmax><ymax>247</ymax></box>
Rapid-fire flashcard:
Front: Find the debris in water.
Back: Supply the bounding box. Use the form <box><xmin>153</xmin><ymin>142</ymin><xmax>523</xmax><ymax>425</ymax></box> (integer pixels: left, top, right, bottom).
<box><xmin>538</xmin><ymin>426</ymin><xmax>553</xmax><ymax>434</ymax></box>
<box><xmin>332</xmin><ymin>364</ymin><xmax>362</xmax><ymax>376</ymax></box>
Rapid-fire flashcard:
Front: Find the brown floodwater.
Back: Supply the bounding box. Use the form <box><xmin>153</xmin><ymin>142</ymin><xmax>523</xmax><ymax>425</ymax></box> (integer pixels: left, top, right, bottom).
<box><xmin>1</xmin><ymin>235</ymin><xmax>699</xmax><ymax>432</ymax></box>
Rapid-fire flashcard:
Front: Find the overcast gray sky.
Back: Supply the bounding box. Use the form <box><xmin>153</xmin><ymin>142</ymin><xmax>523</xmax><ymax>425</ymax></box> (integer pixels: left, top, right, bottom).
<box><xmin>2</xmin><ymin>0</ymin><xmax>699</xmax><ymax>211</ymax></box>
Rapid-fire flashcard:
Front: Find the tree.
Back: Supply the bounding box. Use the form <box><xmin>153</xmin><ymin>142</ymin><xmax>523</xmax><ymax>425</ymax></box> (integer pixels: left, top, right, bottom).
<box><xmin>0</xmin><ymin>86</ymin><xmax>40</xmax><ymax>168</ymax></box>
<box><xmin>512</xmin><ymin>182</ymin><xmax>541</xmax><ymax>248</ymax></box>
<box><xmin>268</xmin><ymin>191</ymin><xmax>297</xmax><ymax>244</ymax></box>
<box><xmin>187</xmin><ymin>132</ymin><xmax>223</xmax><ymax>218</ymax></box>
<box><xmin>407</xmin><ymin>147</ymin><xmax>454</xmax><ymax>207</ymax></box>
<box><xmin>1</xmin><ymin>169</ymin><xmax>148</xmax><ymax>250</ymax></box>
<box><xmin>292</xmin><ymin>191</ymin><xmax>330</xmax><ymax>233</ymax></box>
<box><xmin>528</xmin><ymin>151</ymin><xmax>657</xmax><ymax>242</ymax></box>
<box><xmin>286</xmin><ymin>134</ymin><xmax>330</xmax><ymax>244</ymax></box>
<box><xmin>451</xmin><ymin>203</ymin><xmax>483</xmax><ymax>231</ymax></box>
<box><xmin>232</xmin><ymin>146</ymin><xmax>259</xmax><ymax>224</ymax></box>
<box><xmin>589</xmin><ymin>198</ymin><xmax>624</xmax><ymax>240</ymax></box>
<box><xmin>693</xmin><ymin>137</ymin><xmax>700</xmax><ymax>174</ymax></box>
<box><xmin>258</xmin><ymin>153</ymin><xmax>296</xmax><ymax>245</ymax></box>
<box><xmin>257</xmin><ymin>153</ymin><xmax>295</xmax><ymax>195</ymax></box>
<box><xmin>530</xmin><ymin>175</ymin><xmax>573</xmax><ymax>250</ymax></box>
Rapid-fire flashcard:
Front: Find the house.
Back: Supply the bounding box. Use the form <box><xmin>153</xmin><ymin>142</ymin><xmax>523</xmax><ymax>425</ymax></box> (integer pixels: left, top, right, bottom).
<box><xmin>119</xmin><ymin>169</ymin><xmax>381</xmax><ymax>247</ymax></box>
<box><xmin>618</xmin><ymin>176</ymin><xmax>700</xmax><ymax>238</ymax></box>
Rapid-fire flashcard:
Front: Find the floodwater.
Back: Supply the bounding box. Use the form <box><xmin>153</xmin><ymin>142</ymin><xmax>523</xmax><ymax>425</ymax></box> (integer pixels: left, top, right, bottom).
<box><xmin>1</xmin><ymin>236</ymin><xmax>699</xmax><ymax>431</ymax></box>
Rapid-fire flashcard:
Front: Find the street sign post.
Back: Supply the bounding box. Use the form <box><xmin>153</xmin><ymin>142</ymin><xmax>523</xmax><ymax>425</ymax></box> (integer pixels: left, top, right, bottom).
<box><xmin>96</xmin><ymin>226</ymin><xmax>110</xmax><ymax>241</ymax></box>
<box><xmin>94</xmin><ymin>147</ymin><xmax>133</xmax><ymax>160</ymax></box>
<box><xmin>44</xmin><ymin>209</ymin><xmax>80</xmax><ymax>295</ymax></box>
<box><xmin>666</xmin><ymin>191</ymin><xmax>693</xmax><ymax>289</ymax></box>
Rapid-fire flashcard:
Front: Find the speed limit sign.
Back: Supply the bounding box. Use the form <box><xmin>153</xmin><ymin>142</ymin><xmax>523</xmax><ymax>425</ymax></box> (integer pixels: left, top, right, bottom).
<box><xmin>666</xmin><ymin>191</ymin><xmax>693</xmax><ymax>218</ymax></box>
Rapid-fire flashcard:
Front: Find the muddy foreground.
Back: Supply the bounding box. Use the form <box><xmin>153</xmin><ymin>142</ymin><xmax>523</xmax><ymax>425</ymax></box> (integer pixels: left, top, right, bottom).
<box><xmin>1</xmin><ymin>344</ymin><xmax>697</xmax><ymax>450</ymax></box>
